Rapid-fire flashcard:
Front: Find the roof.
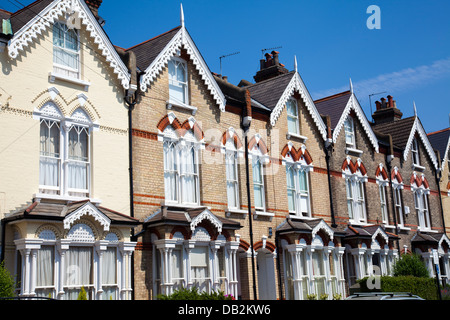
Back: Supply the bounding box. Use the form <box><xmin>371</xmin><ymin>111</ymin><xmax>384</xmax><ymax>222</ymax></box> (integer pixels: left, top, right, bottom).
<box><xmin>126</xmin><ymin>26</ymin><xmax>181</xmax><ymax>71</ymax></box>
<box><xmin>372</xmin><ymin>116</ymin><xmax>416</xmax><ymax>150</ymax></box>
<box><xmin>411</xmin><ymin>232</ymin><xmax>450</xmax><ymax>247</ymax></box>
<box><xmin>314</xmin><ymin>91</ymin><xmax>352</xmax><ymax>129</ymax></box>
<box><xmin>428</xmin><ymin>128</ymin><xmax>450</xmax><ymax>164</ymax></box>
<box><xmin>344</xmin><ymin>224</ymin><xmax>399</xmax><ymax>240</ymax></box>
<box><xmin>8</xmin><ymin>0</ymin><xmax>53</xmax><ymax>33</ymax></box>
<box><xmin>244</xmin><ymin>71</ymin><xmax>295</xmax><ymax>110</ymax></box>
<box><xmin>276</xmin><ymin>217</ymin><xmax>346</xmax><ymax>237</ymax></box>
<box><xmin>144</xmin><ymin>206</ymin><xmax>241</xmax><ymax>230</ymax></box>
<box><xmin>3</xmin><ymin>199</ymin><xmax>140</xmax><ymax>226</ymax></box>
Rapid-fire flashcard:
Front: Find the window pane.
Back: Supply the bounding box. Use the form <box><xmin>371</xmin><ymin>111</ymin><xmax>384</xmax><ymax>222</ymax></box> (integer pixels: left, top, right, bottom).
<box><xmin>298</xmin><ymin>170</ymin><xmax>308</xmax><ymax>192</ymax></box>
<box><xmin>254</xmin><ymin>185</ymin><xmax>263</xmax><ymax>209</ymax></box>
<box><xmin>287</xmin><ymin>117</ymin><xmax>298</xmax><ymax>134</ymax></box>
<box><xmin>37</xmin><ymin>246</ymin><xmax>54</xmax><ymax>287</ymax></box>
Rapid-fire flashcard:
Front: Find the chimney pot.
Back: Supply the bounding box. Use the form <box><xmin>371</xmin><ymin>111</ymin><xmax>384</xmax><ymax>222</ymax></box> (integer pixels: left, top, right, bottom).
<box><xmin>387</xmin><ymin>95</ymin><xmax>394</xmax><ymax>108</ymax></box>
<box><xmin>375</xmin><ymin>101</ymin><xmax>382</xmax><ymax>110</ymax></box>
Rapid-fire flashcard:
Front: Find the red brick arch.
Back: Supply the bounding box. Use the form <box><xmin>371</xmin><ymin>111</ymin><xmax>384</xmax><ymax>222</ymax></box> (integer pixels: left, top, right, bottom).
<box><xmin>253</xmin><ymin>240</ymin><xmax>276</xmax><ymax>252</ymax></box>
<box><xmin>281</xmin><ymin>144</ymin><xmax>313</xmax><ymax>164</ymax></box>
<box><xmin>221</xmin><ymin>129</ymin><xmax>243</xmax><ymax>149</ymax></box>
<box><xmin>248</xmin><ymin>135</ymin><xmax>268</xmax><ymax>155</ymax></box>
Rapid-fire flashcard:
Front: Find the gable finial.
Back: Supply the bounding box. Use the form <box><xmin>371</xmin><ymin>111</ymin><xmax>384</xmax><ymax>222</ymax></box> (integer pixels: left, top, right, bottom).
<box><xmin>413</xmin><ymin>101</ymin><xmax>417</xmax><ymax>117</ymax></box>
<box><xmin>294</xmin><ymin>55</ymin><xmax>298</xmax><ymax>72</ymax></box>
<box><xmin>349</xmin><ymin>78</ymin><xmax>354</xmax><ymax>94</ymax></box>
<box><xmin>180</xmin><ymin>3</ymin><xmax>185</xmax><ymax>28</ymax></box>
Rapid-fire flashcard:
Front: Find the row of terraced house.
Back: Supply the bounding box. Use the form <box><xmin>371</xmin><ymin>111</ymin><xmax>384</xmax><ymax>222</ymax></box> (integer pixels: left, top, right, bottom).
<box><xmin>1</xmin><ymin>0</ymin><xmax>449</xmax><ymax>300</ymax></box>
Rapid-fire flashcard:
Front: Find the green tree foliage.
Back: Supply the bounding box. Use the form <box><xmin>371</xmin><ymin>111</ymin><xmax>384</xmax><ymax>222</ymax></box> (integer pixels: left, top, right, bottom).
<box><xmin>0</xmin><ymin>262</ymin><xmax>16</xmax><ymax>298</ymax></box>
<box><xmin>392</xmin><ymin>253</ymin><xmax>429</xmax><ymax>278</ymax></box>
<box><xmin>77</xmin><ymin>286</ymin><xmax>88</xmax><ymax>300</ymax></box>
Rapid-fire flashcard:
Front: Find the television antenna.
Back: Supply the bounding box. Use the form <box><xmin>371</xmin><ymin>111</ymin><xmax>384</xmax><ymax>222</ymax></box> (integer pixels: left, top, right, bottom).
<box><xmin>219</xmin><ymin>51</ymin><xmax>240</xmax><ymax>77</ymax></box>
<box><xmin>261</xmin><ymin>46</ymin><xmax>282</xmax><ymax>58</ymax></box>
<box><xmin>369</xmin><ymin>91</ymin><xmax>386</xmax><ymax>122</ymax></box>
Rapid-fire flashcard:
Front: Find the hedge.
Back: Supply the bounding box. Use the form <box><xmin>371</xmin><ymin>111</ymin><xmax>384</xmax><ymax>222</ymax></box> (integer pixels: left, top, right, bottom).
<box><xmin>357</xmin><ymin>276</ymin><xmax>439</xmax><ymax>300</ymax></box>
<box><xmin>157</xmin><ymin>287</ymin><xmax>235</xmax><ymax>300</ymax></box>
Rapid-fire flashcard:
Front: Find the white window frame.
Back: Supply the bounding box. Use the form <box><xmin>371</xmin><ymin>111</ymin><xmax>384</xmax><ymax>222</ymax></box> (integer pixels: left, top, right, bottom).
<box><xmin>168</xmin><ymin>56</ymin><xmax>189</xmax><ymax>106</ymax></box>
<box><xmin>346</xmin><ymin>177</ymin><xmax>367</xmax><ymax>224</ymax></box>
<box><xmin>378</xmin><ymin>183</ymin><xmax>388</xmax><ymax>224</ymax></box>
<box><xmin>225</xmin><ymin>150</ymin><xmax>240</xmax><ymax>210</ymax></box>
<box><xmin>286</xmin><ymin>163</ymin><xmax>311</xmax><ymax>218</ymax></box>
<box><xmin>39</xmin><ymin>119</ymin><xmax>62</xmax><ymax>194</ymax></box>
<box><xmin>286</xmin><ymin>98</ymin><xmax>300</xmax><ymax>136</ymax></box>
<box><xmin>163</xmin><ymin>139</ymin><xmax>200</xmax><ymax>206</ymax></box>
<box><xmin>412</xmin><ymin>138</ymin><xmax>420</xmax><ymax>166</ymax></box>
<box><xmin>252</xmin><ymin>156</ymin><xmax>265</xmax><ymax>212</ymax></box>
<box><xmin>414</xmin><ymin>189</ymin><xmax>431</xmax><ymax>231</ymax></box>
<box><xmin>344</xmin><ymin>116</ymin><xmax>356</xmax><ymax>148</ymax></box>
<box><xmin>393</xmin><ymin>186</ymin><xmax>405</xmax><ymax>228</ymax></box>
<box><xmin>37</xmin><ymin>104</ymin><xmax>93</xmax><ymax>199</ymax></box>
<box><xmin>52</xmin><ymin>21</ymin><xmax>80</xmax><ymax>79</ymax></box>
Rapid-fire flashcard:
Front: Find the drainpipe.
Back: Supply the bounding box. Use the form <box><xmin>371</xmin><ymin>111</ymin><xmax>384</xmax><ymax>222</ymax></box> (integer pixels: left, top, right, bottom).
<box><xmin>323</xmin><ymin>116</ymin><xmax>337</xmax><ymax>228</ymax></box>
<box><xmin>0</xmin><ymin>219</ymin><xmax>7</xmax><ymax>263</ymax></box>
<box><xmin>242</xmin><ymin>89</ymin><xmax>258</xmax><ymax>300</ymax></box>
<box><xmin>118</xmin><ymin>48</ymin><xmax>139</xmax><ymax>300</ymax></box>
<box><xmin>380</xmin><ymin>131</ymin><xmax>400</xmax><ymax>252</ymax></box>
<box><xmin>434</xmin><ymin>150</ymin><xmax>446</xmax><ymax>235</ymax></box>
<box><xmin>275</xmin><ymin>229</ymin><xmax>284</xmax><ymax>300</ymax></box>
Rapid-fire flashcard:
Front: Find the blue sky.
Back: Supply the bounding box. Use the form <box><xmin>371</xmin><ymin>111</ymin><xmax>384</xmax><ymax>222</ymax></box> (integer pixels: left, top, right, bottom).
<box><xmin>3</xmin><ymin>0</ymin><xmax>450</xmax><ymax>133</ymax></box>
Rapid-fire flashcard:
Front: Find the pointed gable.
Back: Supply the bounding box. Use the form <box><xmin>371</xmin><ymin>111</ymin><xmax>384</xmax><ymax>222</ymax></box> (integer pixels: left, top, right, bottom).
<box><xmin>131</xmin><ymin>16</ymin><xmax>226</xmax><ymax>111</ymax></box>
<box><xmin>315</xmin><ymin>89</ymin><xmax>379</xmax><ymax>152</ymax></box>
<box><xmin>6</xmin><ymin>0</ymin><xmax>131</xmax><ymax>89</ymax></box>
<box><xmin>428</xmin><ymin>128</ymin><xmax>450</xmax><ymax>169</ymax></box>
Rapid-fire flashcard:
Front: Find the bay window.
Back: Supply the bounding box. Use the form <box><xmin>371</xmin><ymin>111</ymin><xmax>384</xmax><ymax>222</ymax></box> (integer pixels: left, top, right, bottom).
<box><xmin>101</xmin><ymin>247</ymin><xmax>118</xmax><ymax>300</ymax></box>
<box><xmin>53</xmin><ymin>22</ymin><xmax>80</xmax><ymax>79</ymax></box>
<box><xmin>190</xmin><ymin>246</ymin><xmax>210</xmax><ymax>292</ymax></box>
<box><xmin>64</xmin><ymin>246</ymin><xmax>94</xmax><ymax>300</ymax></box>
<box><xmin>36</xmin><ymin>246</ymin><xmax>55</xmax><ymax>298</ymax></box>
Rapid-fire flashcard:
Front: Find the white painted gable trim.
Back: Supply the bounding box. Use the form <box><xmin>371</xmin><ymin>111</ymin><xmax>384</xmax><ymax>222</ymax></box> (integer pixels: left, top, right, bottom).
<box><xmin>63</xmin><ymin>202</ymin><xmax>111</xmax><ymax>231</ymax></box>
<box><xmin>332</xmin><ymin>93</ymin><xmax>379</xmax><ymax>153</ymax></box>
<box><xmin>311</xmin><ymin>219</ymin><xmax>334</xmax><ymax>242</ymax></box>
<box><xmin>440</xmin><ymin>135</ymin><xmax>450</xmax><ymax>169</ymax></box>
<box><xmin>190</xmin><ymin>208</ymin><xmax>222</xmax><ymax>233</ymax></box>
<box><xmin>403</xmin><ymin>117</ymin><xmax>438</xmax><ymax>169</ymax></box>
<box><xmin>139</xmin><ymin>27</ymin><xmax>226</xmax><ymax>112</ymax></box>
<box><xmin>8</xmin><ymin>0</ymin><xmax>131</xmax><ymax>89</ymax></box>
<box><xmin>270</xmin><ymin>72</ymin><xmax>327</xmax><ymax>141</ymax></box>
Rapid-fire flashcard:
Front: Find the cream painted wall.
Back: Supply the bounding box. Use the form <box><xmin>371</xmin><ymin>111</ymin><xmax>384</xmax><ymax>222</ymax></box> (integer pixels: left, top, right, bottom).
<box><xmin>0</xmin><ymin>21</ymin><xmax>130</xmax><ymax>217</ymax></box>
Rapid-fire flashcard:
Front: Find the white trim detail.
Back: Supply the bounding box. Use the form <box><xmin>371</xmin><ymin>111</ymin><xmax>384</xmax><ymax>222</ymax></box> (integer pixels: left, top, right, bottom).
<box><xmin>8</xmin><ymin>0</ymin><xmax>131</xmax><ymax>89</ymax></box>
<box><xmin>333</xmin><ymin>93</ymin><xmax>379</xmax><ymax>153</ymax></box>
<box><xmin>311</xmin><ymin>219</ymin><xmax>334</xmax><ymax>242</ymax></box>
<box><xmin>63</xmin><ymin>202</ymin><xmax>111</xmax><ymax>231</ymax></box>
<box><xmin>270</xmin><ymin>72</ymin><xmax>328</xmax><ymax>141</ymax></box>
<box><xmin>190</xmin><ymin>208</ymin><xmax>222</xmax><ymax>233</ymax></box>
<box><xmin>139</xmin><ymin>27</ymin><xmax>226</xmax><ymax>112</ymax></box>
<box><xmin>403</xmin><ymin>116</ymin><xmax>439</xmax><ymax>169</ymax></box>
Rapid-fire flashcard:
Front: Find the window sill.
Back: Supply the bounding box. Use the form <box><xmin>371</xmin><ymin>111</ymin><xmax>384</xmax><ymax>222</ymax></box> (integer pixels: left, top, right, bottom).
<box><xmin>345</xmin><ymin>147</ymin><xmax>364</xmax><ymax>155</ymax></box>
<box><xmin>286</xmin><ymin>132</ymin><xmax>308</xmax><ymax>142</ymax></box>
<box><xmin>349</xmin><ymin>220</ymin><xmax>370</xmax><ymax>227</ymax></box>
<box><xmin>412</xmin><ymin>164</ymin><xmax>426</xmax><ymax>171</ymax></box>
<box><xmin>396</xmin><ymin>225</ymin><xmax>411</xmax><ymax>231</ymax></box>
<box><xmin>48</xmin><ymin>72</ymin><xmax>90</xmax><ymax>91</ymax></box>
<box><xmin>383</xmin><ymin>224</ymin><xmax>396</xmax><ymax>230</ymax></box>
<box><xmin>254</xmin><ymin>211</ymin><xmax>274</xmax><ymax>220</ymax></box>
<box><xmin>166</xmin><ymin>100</ymin><xmax>197</xmax><ymax>115</ymax></box>
<box><xmin>417</xmin><ymin>227</ymin><xmax>437</xmax><ymax>233</ymax></box>
<box><xmin>163</xmin><ymin>201</ymin><xmax>204</xmax><ymax>209</ymax></box>
<box><xmin>225</xmin><ymin>208</ymin><xmax>248</xmax><ymax>217</ymax></box>
<box><xmin>289</xmin><ymin>214</ymin><xmax>313</xmax><ymax>220</ymax></box>
<box><xmin>34</xmin><ymin>192</ymin><xmax>100</xmax><ymax>204</ymax></box>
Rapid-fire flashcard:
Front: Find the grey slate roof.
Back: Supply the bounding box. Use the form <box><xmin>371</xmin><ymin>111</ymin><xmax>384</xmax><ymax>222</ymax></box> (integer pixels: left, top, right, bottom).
<box><xmin>314</xmin><ymin>91</ymin><xmax>352</xmax><ymax>130</ymax></box>
<box><xmin>8</xmin><ymin>0</ymin><xmax>53</xmax><ymax>33</ymax></box>
<box><xmin>411</xmin><ymin>232</ymin><xmax>445</xmax><ymax>244</ymax></box>
<box><xmin>371</xmin><ymin>116</ymin><xmax>417</xmax><ymax>150</ymax></box>
<box><xmin>3</xmin><ymin>199</ymin><xmax>140</xmax><ymax>226</ymax></box>
<box><xmin>428</xmin><ymin>128</ymin><xmax>450</xmax><ymax>161</ymax></box>
<box><xmin>244</xmin><ymin>71</ymin><xmax>295</xmax><ymax>110</ymax></box>
<box><xmin>126</xmin><ymin>26</ymin><xmax>181</xmax><ymax>71</ymax></box>
<box><xmin>276</xmin><ymin>217</ymin><xmax>346</xmax><ymax>237</ymax></box>
<box><xmin>144</xmin><ymin>206</ymin><xmax>241</xmax><ymax>230</ymax></box>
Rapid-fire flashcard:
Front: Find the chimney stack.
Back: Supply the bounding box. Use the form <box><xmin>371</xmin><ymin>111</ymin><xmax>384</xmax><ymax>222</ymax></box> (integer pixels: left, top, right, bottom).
<box><xmin>372</xmin><ymin>95</ymin><xmax>403</xmax><ymax>125</ymax></box>
<box><xmin>253</xmin><ymin>51</ymin><xmax>289</xmax><ymax>83</ymax></box>
<box><xmin>85</xmin><ymin>0</ymin><xmax>102</xmax><ymax>19</ymax></box>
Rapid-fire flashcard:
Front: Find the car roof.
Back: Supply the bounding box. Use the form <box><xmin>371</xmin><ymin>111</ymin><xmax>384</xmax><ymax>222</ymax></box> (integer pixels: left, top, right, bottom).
<box><xmin>346</xmin><ymin>292</ymin><xmax>424</xmax><ymax>300</ymax></box>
